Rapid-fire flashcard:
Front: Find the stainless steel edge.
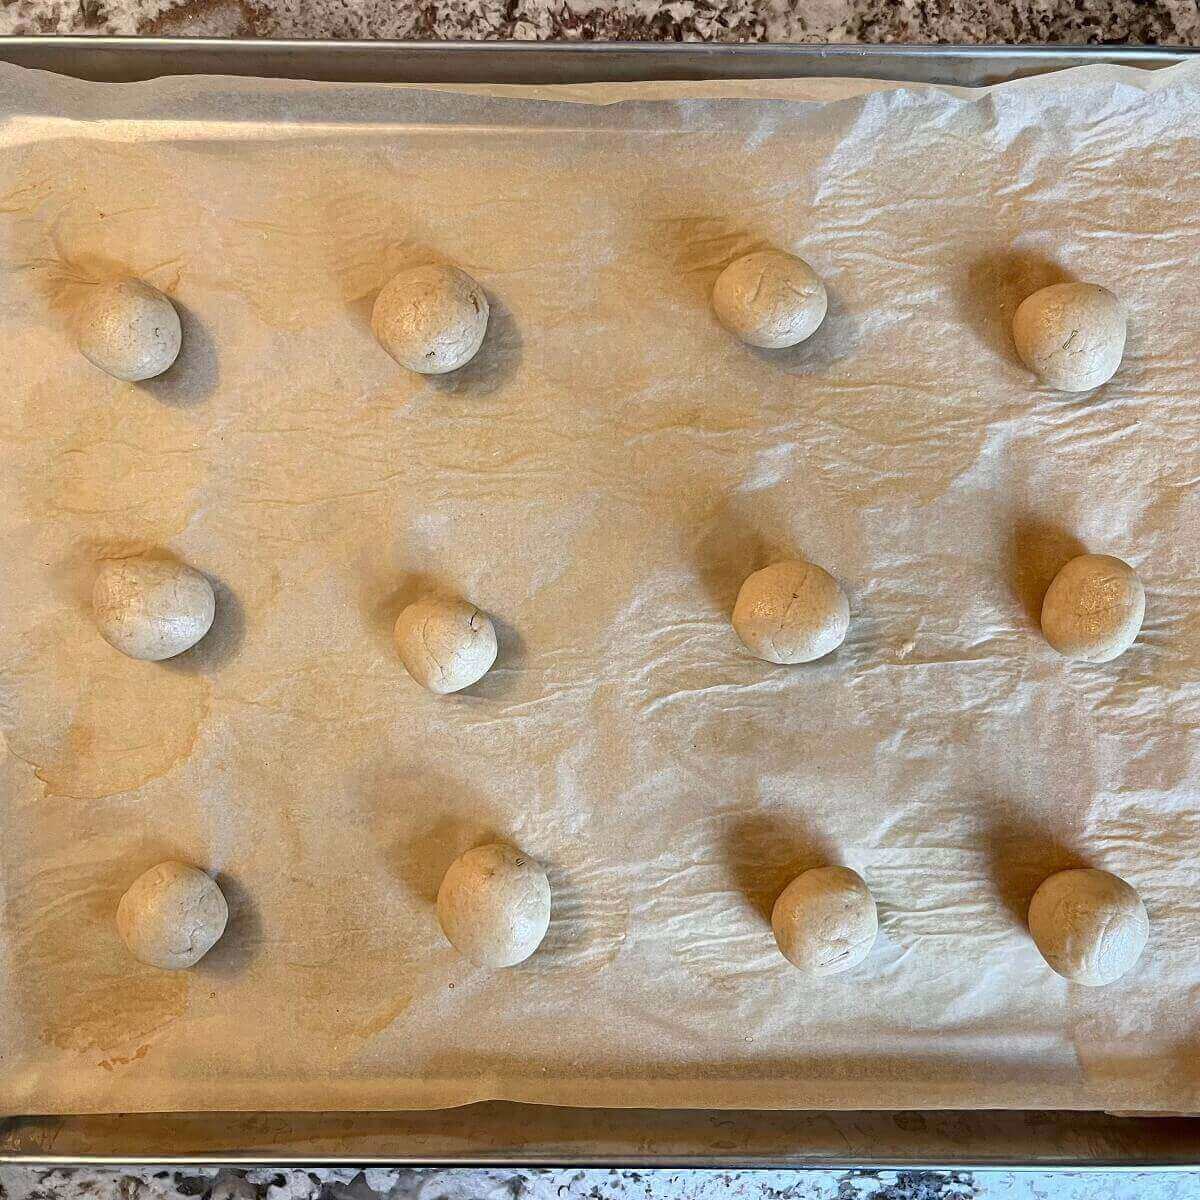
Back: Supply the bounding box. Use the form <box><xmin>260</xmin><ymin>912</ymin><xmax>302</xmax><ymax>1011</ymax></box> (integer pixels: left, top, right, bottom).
<box><xmin>0</xmin><ymin>37</ymin><xmax>1196</xmax><ymax>86</ymax></box>
<box><xmin>5</xmin><ymin>1106</ymin><xmax>1200</xmax><ymax>1169</ymax></box>
<box><xmin>5</xmin><ymin>1158</ymin><xmax>1200</xmax><ymax>1171</ymax></box>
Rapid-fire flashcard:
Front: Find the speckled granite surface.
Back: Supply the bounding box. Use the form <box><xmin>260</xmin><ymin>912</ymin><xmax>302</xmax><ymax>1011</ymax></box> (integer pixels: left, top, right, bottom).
<box><xmin>0</xmin><ymin>0</ymin><xmax>1197</xmax><ymax>41</ymax></box>
<box><xmin>2</xmin><ymin>1165</ymin><xmax>1199</xmax><ymax>1200</ymax></box>
<box><xmin>0</xmin><ymin>2</ymin><xmax>1195</xmax><ymax>1197</ymax></box>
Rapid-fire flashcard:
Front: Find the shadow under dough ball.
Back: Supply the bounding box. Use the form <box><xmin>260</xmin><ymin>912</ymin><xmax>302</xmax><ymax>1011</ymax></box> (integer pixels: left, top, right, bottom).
<box><xmin>732</xmin><ymin>559</ymin><xmax>849</xmax><ymax>664</ymax></box>
<box><xmin>394</xmin><ymin>594</ymin><xmax>497</xmax><ymax>694</ymax></box>
<box><xmin>436</xmin><ymin>843</ymin><xmax>552</xmax><ymax>968</ymax></box>
<box><xmin>711</xmin><ymin>250</ymin><xmax>828</xmax><ymax>349</ymax></box>
<box><xmin>1027</xmin><ymin>868</ymin><xmax>1148</xmax><ymax>987</ymax></box>
<box><xmin>772</xmin><ymin>866</ymin><xmax>878</xmax><ymax>976</ymax></box>
<box><xmin>93</xmin><ymin>557</ymin><xmax>216</xmax><ymax>661</ymax></box>
<box><xmin>1040</xmin><ymin>553</ymin><xmax>1144</xmax><ymax>663</ymax></box>
<box><xmin>371</xmin><ymin>263</ymin><xmax>490</xmax><ymax>374</ymax></box>
<box><xmin>117</xmin><ymin>861</ymin><xmax>229</xmax><ymax>970</ymax></box>
<box><xmin>1011</xmin><ymin>282</ymin><xmax>1126</xmax><ymax>391</ymax></box>
<box><xmin>75</xmin><ymin>278</ymin><xmax>182</xmax><ymax>382</ymax></box>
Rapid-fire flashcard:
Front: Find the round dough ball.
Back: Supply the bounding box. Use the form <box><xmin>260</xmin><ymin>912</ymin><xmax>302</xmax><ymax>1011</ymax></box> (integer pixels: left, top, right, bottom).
<box><xmin>75</xmin><ymin>278</ymin><xmax>182</xmax><ymax>382</ymax></box>
<box><xmin>436</xmin><ymin>843</ymin><xmax>552</xmax><ymax>968</ymax></box>
<box><xmin>732</xmin><ymin>559</ymin><xmax>849</xmax><ymax>664</ymax></box>
<box><xmin>1012</xmin><ymin>282</ymin><xmax>1126</xmax><ymax>391</ymax></box>
<box><xmin>1027</xmin><ymin>868</ymin><xmax>1148</xmax><ymax>987</ymax></box>
<box><xmin>116</xmin><ymin>861</ymin><xmax>229</xmax><ymax>970</ymax></box>
<box><xmin>372</xmin><ymin>264</ymin><xmax>489</xmax><ymax>374</ymax></box>
<box><xmin>93</xmin><ymin>557</ymin><xmax>216</xmax><ymax>662</ymax></box>
<box><xmin>394</xmin><ymin>594</ymin><xmax>497</xmax><ymax>694</ymax></box>
<box><xmin>772</xmin><ymin>866</ymin><xmax>878</xmax><ymax>976</ymax></box>
<box><xmin>711</xmin><ymin>250</ymin><xmax>828</xmax><ymax>349</ymax></box>
<box><xmin>1040</xmin><ymin>553</ymin><xmax>1144</xmax><ymax>663</ymax></box>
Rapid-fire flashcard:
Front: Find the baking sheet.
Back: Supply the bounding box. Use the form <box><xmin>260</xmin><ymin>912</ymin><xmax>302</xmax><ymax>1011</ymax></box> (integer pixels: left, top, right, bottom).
<box><xmin>2</xmin><ymin>59</ymin><xmax>1200</xmax><ymax>1118</ymax></box>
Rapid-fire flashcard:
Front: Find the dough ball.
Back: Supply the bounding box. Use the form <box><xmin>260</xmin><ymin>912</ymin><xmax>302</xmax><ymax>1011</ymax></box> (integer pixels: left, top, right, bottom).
<box><xmin>93</xmin><ymin>557</ymin><xmax>216</xmax><ymax>662</ymax></box>
<box><xmin>1040</xmin><ymin>553</ymin><xmax>1144</xmax><ymax>663</ymax></box>
<box><xmin>75</xmin><ymin>278</ymin><xmax>182</xmax><ymax>382</ymax></box>
<box><xmin>394</xmin><ymin>594</ymin><xmax>497</xmax><ymax>694</ymax></box>
<box><xmin>1012</xmin><ymin>282</ymin><xmax>1126</xmax><ymax>391</ymax></box>
<box><xmin>1027</xmin><ymin>868</ymin><xmax>1148</xmax><ymax>987</ymax></box>
<box><xmin>772</xmin><ymin>866</ymin><xmax>878</xmax><ymax>976</ymax></box>
<box><xmin>732</xmin><ymin>559</ymin><xmax>849</xmax><ymax>664</ymax></box>
<box><xmin>372</xmin><ymin>264</ymin><xmax>489</xmax><ymax>374</ymax></box>
<box><xmin>436</xmin><ymin>843</ymin><xmax>552</xmax><ymax>968</ymax></box>
<box><xmin>711</xmin><ymin>250</ymin><xmax>828</xmax><ymax>349</ymax></box>
<box><xmin>116</xmin><ymin>861</ymin><xmax>229</xmax><ymax>971</ymax></box>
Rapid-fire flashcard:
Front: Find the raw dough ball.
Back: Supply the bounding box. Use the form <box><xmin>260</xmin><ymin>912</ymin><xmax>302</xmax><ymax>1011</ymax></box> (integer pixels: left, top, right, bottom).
<box><xmin>394</xmin><ymin>594</ymin><xmax>497</xmax><ymax>694</ymax></box>
<box><xmin>732</xmin><ymin>559</ymin><xmax>849</xmax><ymax>664</ymax></box>
<box><xmin>372</xmin><ymin>264</ymin><xmax>489</xmax><ymax>374</ymax></box>
<box><xmin>1012</xmin><ymin>282</ymin><xmax>1126</xmax><ymax>391</ymax></box>
<box><xmin>1027</xmin><ymin>868</ymin><xmax>1148</xmax><ymax>987</ymax></box>
<box><xmin>93</xmin><ymin>557</ymin><xmax>216</xmax><ymax>662</ymax></box>
<box><xmin>711</xmin><ymin>250</ymin><xmax>828</xmax><ymax>349</ymax></box>
<box><xmin>1040</xmin><ymin>553</ymin><xmax>1144</xmax><ymax>663</ymax></box>
<box><xmin>117</xmin><ymin>861</ymin><xmax>229</xmax><ymax>971</ymax></box>
<box><xmin>772</xmin><ymin>866</ymin><xmax>878</xmax><ymax>976</ymax></box>
<box><xmin>436</xmin><ymin>843</ymin><xmax>552</xmax><ymax>967</ymax></box>
<box><xmin>75</xmin><ymin>278</ymin><xmax>182</xmax><ymax>382</ymax></box>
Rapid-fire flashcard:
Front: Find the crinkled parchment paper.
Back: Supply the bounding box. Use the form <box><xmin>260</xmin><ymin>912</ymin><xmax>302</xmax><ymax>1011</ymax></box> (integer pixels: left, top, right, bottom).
<box><xmin>2</xmin><ymin>60</ymin><xmax>1200</xmax><ymax>1116</ymax></box>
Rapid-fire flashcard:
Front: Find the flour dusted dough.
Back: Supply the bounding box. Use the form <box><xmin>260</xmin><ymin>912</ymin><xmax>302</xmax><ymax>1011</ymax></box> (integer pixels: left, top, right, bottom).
<box><xmin>75</xmin><ymin>278</ymin><xmax>182</xmax><ymax>382</ymax></box>
<box><xmin>93</xmin><ymin>557</ymin><xmax>216</xmax><ymax>662</ymax></box>
<box><xmin>116</xmin><ymin>861</ymin><xmax>229</xmax><ymax>971</ymax></box>
<box><xmin>372</xmin><ymin>264</ymin><xmax>490</xmax><ymax>374</ymax></box>
<box><xmin>1027</xmin><ymin>868</ymin><xmax>1148</xmax><ymax>987</ymax></box>
<box><xmin>1040</xmin><ymin>553</ymin><xmax>1145</xmax><ymax>663</ymax></box>
<box><xmin>772</xmin><ymin>866</ymin><xmax>878</xmax><ymax>976</ymax></box>
<box><xmin>394</xmin><ymin>594</ymin><xmax>498</xmax><ymax>694</ymax></box>
<box><xmin>711</xmin><ymin>250</ymin><xmax>828</xmax><ymax>349</ymax></box>
<box><xmin>1012</xmin><ymin>282</ymin><xmax>1126</xmax><ymax>391</ymax></box>
<box><xmin>436</xmin><ymin>843</ymin><xmax>552</xmax><ymax>968</ymax></box>
<box><xmin>732</xmin><ymin>559</ymin><xmax>849</xmax><ymax>664</ymax></box>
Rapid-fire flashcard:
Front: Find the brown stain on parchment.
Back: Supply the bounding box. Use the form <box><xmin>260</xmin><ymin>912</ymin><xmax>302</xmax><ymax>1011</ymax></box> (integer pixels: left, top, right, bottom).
<box><xmin>0</xmin><ymin>141</ymin><xmax>198</xmax><ymax>322</ymax></box>
<box><xmin>44</xmin><ymin>970</ymin><xmax>187</xmax><ymax>1058</ymax></box>
<box><xmin>280</xmin><ymin>927</ymin><xmax>416</xmax><ymax>1056</ymax></box>
<box><xmin>213</xmin><ymin>170</ymin><xmax>424</xmax><ymax>331</ymax></box>
<box><xmin>13</xmin><ymin>857</ymin><xmax>188</xmax><ymax>1060</ymax></box>
<box><xmin>350</xmin><ymin>993</ymin><xmax>414</xmax><ymax>1040</ymax></box>
<box><xmin>653</xmin><ymin>214</ymin><xmax>767</xmax><ymax>293</ymax></box>
<box><xmin>3</xmin><ymin>618</ymin><xmax>210</xmax><ymax>800</ymax></box>
<box><xmin>22</xmin><ymin>380</ymin><xmax>204</xmax><ymax>542</ymax></box>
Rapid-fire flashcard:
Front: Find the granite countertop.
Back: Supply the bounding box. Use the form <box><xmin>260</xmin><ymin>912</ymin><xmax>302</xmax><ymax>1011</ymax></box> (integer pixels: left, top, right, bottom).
<box><xmin>0</xmin><ymin>0</ymin><xmax>1196</xmax><ymax>43</ymax></box>
<box><xmin>3</xmin><ymin>1163</ymin><xmax>1199</xmax><ymax>1200</ymax></box>
<box><xmin>0</xmin><ymin>4</ymin><xmax>1196</xmax><ymax>1199</ymax></box>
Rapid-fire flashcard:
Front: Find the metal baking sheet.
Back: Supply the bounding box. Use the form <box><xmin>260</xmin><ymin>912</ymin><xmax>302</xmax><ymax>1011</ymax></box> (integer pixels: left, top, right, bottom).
<box><xmin>0</xmin><ymin>37</ymin><xmax>1196</xmax><ymax>86</ymax></box>
<box><xmin>2</xmin><ymin>39</ymin><xmax>1200</xmax><ymax>1167</ymax></box>
<box><xmin>5</xmin><ymin>1104</ymin><xmax>1200</xmax><ymax>1169</ymax></box>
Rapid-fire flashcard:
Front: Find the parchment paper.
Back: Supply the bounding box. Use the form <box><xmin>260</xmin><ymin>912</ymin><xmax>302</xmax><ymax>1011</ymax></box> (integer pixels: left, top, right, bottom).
<box><xmin>3</xmin><ymin>59</ymin><xmax>1200</xmax><ymax>1117</ymax></box>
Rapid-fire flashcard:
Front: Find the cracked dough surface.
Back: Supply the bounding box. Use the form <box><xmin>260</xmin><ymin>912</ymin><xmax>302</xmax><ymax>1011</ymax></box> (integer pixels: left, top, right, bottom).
<box><xmin>74</xmin><ymin>278</ymin><xmax>182</xmax><ymax>382</ymax></box>
<box><xmin>436</xmin><ymin>843</ymin><xmax>552</xmax><ymax>968</ymax></box>
<box><xmin>732</xmin><ymin>559</ymin><xmax>849</xmax><ymax>664</ymax></box>
<box><xmin>116</xmin><ymin>861</ymin><xmax>229</xmax><ymax>971</ymax></box>
<box><xmin>1027</xmin><ymin>869</ymin><xmax>1149</xmax><ymax>987</ymax></box>
<box><xmin>92</xmin><ymin>557</ymin><xmax>216</xmax><ymax>662</ymax></box>
<box><xmin>394</xmin><ymin>594</ymin><xmax>498</xmax><ymax>693</ymax></box>
<box><xmin>772</xmin><ymin>866</ymin><xmax>878</xmax><ymax>976</ymax></box>
<box><xmin>711</xmin><ymin>250</ymin><xmax>827</xmax><ymax>349</ymax></box>
<box><xmin>1011</xmin><ymin>282</ymin><xmax>1125</xmax><ymax>391</ymax></box>
<box><xmin>371</xmin><ymin>264</ymin><xmax>489</xmax><ymax>375</ymax></box>
<box><xmin>1040</xmin><ymin>553</ymin><xmax>1144</xmax><ymax>663</ymax></box>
